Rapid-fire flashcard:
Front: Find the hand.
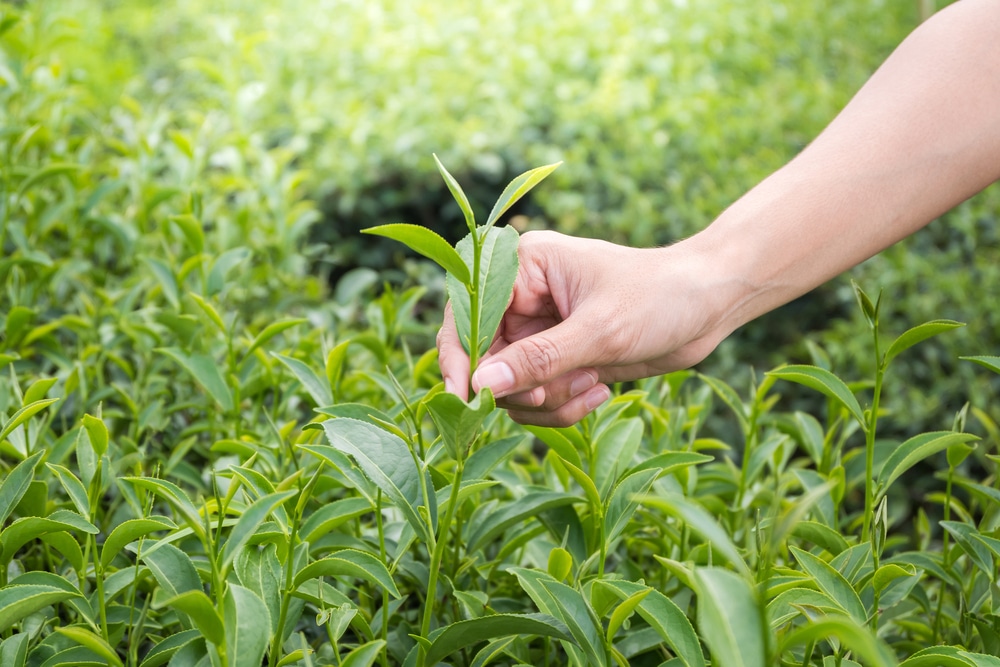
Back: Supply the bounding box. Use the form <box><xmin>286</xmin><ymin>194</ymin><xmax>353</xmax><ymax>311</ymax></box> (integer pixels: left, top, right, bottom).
<box><xmin>436</xmin><ymin>230</ymin><xmax>735</xmax><ymax>426</ymax></box>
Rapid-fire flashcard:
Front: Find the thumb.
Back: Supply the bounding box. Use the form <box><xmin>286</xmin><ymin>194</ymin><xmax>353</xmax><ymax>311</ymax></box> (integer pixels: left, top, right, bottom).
<box><xmin>471</xmin><ymin>318</ymin><xmax>596</xmax><ymax>398</ymax></box>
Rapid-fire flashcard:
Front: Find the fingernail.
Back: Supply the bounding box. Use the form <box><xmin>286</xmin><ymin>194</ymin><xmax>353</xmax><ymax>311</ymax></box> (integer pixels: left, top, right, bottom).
<box><xmin>570</xmin><ymin>371</ymin><xmax>598</xmax><ymax>397</ymax></box>
<box><xmin>584</xmin><ymin>386</ymin><xmax>611</xmax><ymax>412</ymax></box>
<box><xmin>472</xmin><ymin>362</ymin><xmax>515</xmax><ymax>397</ymax></box>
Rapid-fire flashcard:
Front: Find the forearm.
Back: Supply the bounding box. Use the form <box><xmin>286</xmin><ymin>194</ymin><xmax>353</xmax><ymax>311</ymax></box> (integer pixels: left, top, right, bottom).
<box><xmin>688</xmin><ymin>0</ymin><xmax>1000</xmax><ymax>336</ymax></box>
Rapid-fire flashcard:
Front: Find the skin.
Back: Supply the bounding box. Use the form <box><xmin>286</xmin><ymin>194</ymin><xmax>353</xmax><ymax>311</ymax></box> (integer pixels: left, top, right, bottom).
<box><xmin>438</xmin><ymin>0</ymin><xmax>1000</xmax><ymax>427</ymax></box>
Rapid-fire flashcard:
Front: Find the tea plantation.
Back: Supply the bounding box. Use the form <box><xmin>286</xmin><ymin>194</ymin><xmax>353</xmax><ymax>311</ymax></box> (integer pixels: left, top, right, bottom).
<box><xmin>3</xmin><ymin>1</ymin><xmax>1000</xmax><ymax>666</ymax></box>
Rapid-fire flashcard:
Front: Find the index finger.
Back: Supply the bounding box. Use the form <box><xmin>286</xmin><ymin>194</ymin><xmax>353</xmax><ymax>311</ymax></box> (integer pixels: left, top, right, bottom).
<box><xmin>436</xmin><ymin>301</ymin><xmax>471</xmax><ymax>400</ymax></box>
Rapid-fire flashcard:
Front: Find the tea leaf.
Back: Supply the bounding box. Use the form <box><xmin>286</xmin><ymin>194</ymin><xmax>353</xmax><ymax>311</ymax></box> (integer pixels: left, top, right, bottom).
<box><xmin>642</xmin><ymin>494</ymin><xmax>750</xmax><ymax>577</ymax></box>
<box><xmin>883</xmin><ymin>320</ymin><xmax>964</xmax><ymax>368</ymax></box>
<box><xmin>606</xmin><ymin>589</ymin><xmax>650</xmax><ymax>641</ymax></box>
<box><xmin>593</xmin><ymin>417</ymin><xmax>643</xmax><ymax>500</ymax></box>
<box><xmin>224</xmin><ymin>584</ymin><xmax>271</xmax><ymax>667</ymax></box>
<box><xmin>766</xmin><ymin>365</ymin><xmax>866</xmax><ymax>432</ymax></box>
<box><xmin>468</xmin><ymin>491</ymin><xmax>582</xmax><ymax>553</ymax></box>
<box><xmin>137</xmin><ymin>629</ymin><xmax>202</xmax><ymax>667</ymax></box>
<box><xmin>0</xmin><ymin>450</ymin><xmax>42</xmax><ymax>526</ymax></box>
<box><xmin>45</xmin><ymin>463</ymin><xmax>90</xmax><ymax>518</ymax></box>
<box><xmin>789</xmin><ymin>546</ymin><xmax>866</xmax><ymax>622</ymax></box>
<box><xmin>294</xmin><ymin>549</ymin><xmax>401</xmax><ymax>598</ymax></box>
<box><xmin>55</xmin><ymin>627</ymin><xmax>123</xmax><ymax>667</ymax></box>
<box><xmin>168</xmin><ymin>214</ymin><xmax>205</xmax><ymax>254</ymax></box>
<box><xmin>961</xmin><ymin>355</ymin><xmax>1000</xmax><ymax>376</ymax></box>
<box><xmin>899</xmin><ymin>646</ymin><xmax>978</xmax><ymax>667</ymax></box>
<box><xmin>433</xmin><ymin>154</ymin><xmax>477</xmax><ymax>235</ymax></box>
<box><xmin>778</xmin><ymin>615</ymin><xmax>895</xmax><ymax>667</ymax></box>
<box><xmin>525</xmin><ymin>425</ymin><xmax>583</xmax><ymax>469</ymax></box>
<box><xmin>0</xmin><ymin>398</ymin><xmax>60</xmax><ymax>446</ymax></box>
<box><xmin>0</xmin><ymin>633</ymin><xmax>29</xmax><ymax>667</ymax></box>
<box><xmin>485</xmin><ymin>162</ymin><xmax>561</xmax><ymax>228</ymax></box>
<box><xmin>159</xmin><ymin>589</ymin><xmax>225</xmax><ymax>646</ymax></box>
<box><xmin>424</xmin><ymin>614</ymin><xmax>572</xmax><ymax>665</ymax></box>
<box><xmin>876</xmin><ymin>431</ymin><xmax>978</xmax><ymax>500</ymax></box>
<box><xmin>1</xmin><ymin>511</ymin><xmax>98</xmax><ymax>564</ymax></box>
<box><xmin>274</xmin><ymin>352</ymin><xmax>333</xmax><ymax>407</ymax></box>
<box><xmin>464</xmin><ymin>435</ymin><xmax>524</xmax><ymax>480</ymax></box>
<box><xmin>81</xmin><ymin>413</ymin><xmax>108</xmax><ymax>459</ymax></box>
<box><xmin>220</xmin><ymin>490</ymin><xmax>297</xmax><ymax>574</ymax></box>
<box><xmin>244</xmin><ymin>318</ymin><xmax>307</xmax><ymax>360</ymax></box>
<box><xmin>694</xmin><ymin>567</ymin><xmax>765</xmax><ymax>667</ymax></box>
<box><xmin>157</xmin><ymin>348</ymin><xmax>234</xmax><ymax>412</ymax></box>
<box><xmin>873</xmin><ymin>563</ymin><xmax>917</xmax><ymax>596</ymax></box>
<box><xmin>447</xmin><ymin>225</ymin><xmax>520</xmax><ymax>357</ymax></box>
<box><xmin>319</xmin><ymin>418</ymin><xmax>434</xmax><ymax>542</ymax></box>
<box><xmin>101</xmin><ymin>516</ymin><xmax>177</xmax><ymax>568</ymax></box>
<box><xmin>364</xmin><ymin>223</ymin><xmax>471</xmax><ymax>285</ymax></box>
<box><xmin>941</xmin><ymin>521</ymin><xmax>994</xmax><ymax>579</ymax></box>
<box><xmin>16</xmin><ymin>163</ymin><xmax>81</xmax><ymax>198</ymax></box>
<box><xmin>426</xmin><ymin>387</ymin><xmax>496</xmax><ymax>459</ymax></box>
<box><xmin>125</xmin><ymin>476</ymin><xmax>206</xmax><ymax>540</ymax></box>
<box><xmin>604</xmin><ymin>467</ymin><xmax>660</xmax><ymax>544</ymax></box>
<box><xmin>0</xmin><ymin>584</ymin><xmax>83</xmax><ymax>633</ymax></box>
<box><xmin>142</xmin><ymin>542</ymin><xmax>203</xmax><ymax>599</ymax></box>
<box><xmin>299</xmin><ymin>497</ymin><xmax>372</xmax><ymax>544</ymax></box>
<box><xmin>341</xmin><ymin>640</ymin><xmax>386</xmax><ymax>667</ymax></box>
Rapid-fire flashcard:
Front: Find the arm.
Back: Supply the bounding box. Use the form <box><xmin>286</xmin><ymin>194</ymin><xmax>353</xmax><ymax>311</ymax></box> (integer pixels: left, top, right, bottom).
<box><xmin>438</xmin><ymin>0</ymin><xmax>1000</xmax><ymax>426</ymax></box>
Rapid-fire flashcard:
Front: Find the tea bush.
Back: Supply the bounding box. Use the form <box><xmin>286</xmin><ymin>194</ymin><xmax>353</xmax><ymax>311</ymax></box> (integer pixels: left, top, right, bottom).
<box><xmin>3</xmin><ymin>1</ymin><xmax>1000</xmax><ymax>666</ymax></box>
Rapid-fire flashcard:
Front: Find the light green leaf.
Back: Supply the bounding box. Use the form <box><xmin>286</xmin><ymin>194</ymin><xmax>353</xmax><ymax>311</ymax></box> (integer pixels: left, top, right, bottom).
<box><xmin>467</xmin><ymin>491</ymin><xmax>582</xmax><ymax>552</ymax></box>
<box><xmin>220</xmin><ymin>490</ymin><xmax>296</xmax><ymax>575</ymax></box>
<box><xmin>604</xmin><ymin>468</ymin><xmax>660</xmax><ymax>543</ymax></box>
<box><xmin>789</xmin><ymin>546</ymin><xmax>866</xmax><ymax>622</ymax></box>
<box><xmin>141</xmin><ymin>541</ymin><xmax>203</xmax><ymax>598</ymax></box>
<box><xmin>0</xmin><ymin>450</ymin><xmax>42</xmax><ymax>526</ymax></box>
<box><xmin>778</xmin><ymin>615</ymin><xmax>895</xmax><ymax>667</ymax></box>
<box><xmin>426</xmin><ymin>388</ymin><xmax>495</xmax><ymax>459</ymax></box>
<box><xmin>0</xmin><ymin>632</ymin><xmax>30</xmax><ymax>667</ymax></box>
<box><xmin>23</xmin><ymin>377</ymin><xmax>57</xmax><ymax>406</ymax></box>
<box><xmin>485</xmin><ymin>162</ymin><xmax>561</xmax><ymax>228</ymax></box>
<box><xmin>318</xmin><ymin>418</ymin><xmax>433</xmax><ymax>542</ymax></box>
<box><xmin>137</xmin><ymin>629</ymin><xmax>202</xmax><ymax>667</ymax></box>
<box><xmin>189</xmin><ymin>293</ymin><xmax>227</xmax><ymax>334</ymax></box>
<box><xmin>273</xmin><ymin>353</ymin><xmax>333</xmax><ymax>407</ymax></box>
<box><xmin>593</xmin><ymin>417</ymin><xmax>643</xmax><ymax>500</ymax></box>
<box><xmin>0</xmin><ymin>584</ymin><xmax>83</xmax><ymax>633</ymax></box>
<box><xmin>962</xmin><ymin>355</ymin><xmax>1000</xmax><ymax>376</ymax></box>
<box><xmin>596</xmin><ymin>579</ymin><xmax>705</xmax><ymax>667</ymax></box>
<box><xmin>293</xmin><ymin>549</ymin><xmax>401</xmax><ymax>599</ymax></box>
<box><xmin>0</xmin><ymin>398</ymin><xmax>60</xmax><ymax>445</ymax></box>
<box><xmin>884</xmin><ymin>320</ymin><xmax>964</xmax><ymax>367</ymax></box>
<box><xmin>446</xmin><ymin>225</ymin><xmax>520</xmax><ymax>357</ymax></box>
<box><xmin>244</xmin><ymin>318</ymin><xmax>307</xmax><ymax>360</ymax></box>
<box><xmin>641</xmin><ymin>494</ymin><xmax>749</xmax><ymax>577</ymax></box>
<box><xmin>876</xmin><ymin>432</ymin><xmax>978</xmax><ymax>500</ymax></box>
<box><xmin>941</xmin><ymin>521</ymin><xmax>994</xmax><ymax>579</ymax></box>
<box><xmin>694</xmin><ymin>567</ymin><xmax>765</xmax><ymax>667</ymax></box>
<box><xmin>363</xmin><ymin>224</ymin><xmax>471</xmax><ymax>285</ymax></box>
<box><xmin>341</xmin><ymin>640</ymin><xmax>386</xmax><ymax>667</ymax></box>
<box><xmin>16</xmin><ymin>163</ymin><xmax>81</xmax><ymax>198</ymax></box>
<box><xmin>55</xmin><ymin>627</ymin><xmax>123</xmax><ymax>667</ymax></box>
<box><xmin>299</xmin><ymin>497</ymin><xmax>372</xmax><ymax>544</ymax></box>
<box><xmin>873</xmin><ymin>563</ymin><xmax>917</xmax><ymax>596</ymax></box>
<box><xmin>101</xmin><ymin>516</ymin><xmax>176</xmax><ymax>568</ymax></box>
<box><xmin>766</xmin><ymin>365</ymin><xmax>866</xmax><ymax>432</ymax></box>
<box><xmin>424</xmin><ymin>614</ymin><xmax>572</xmax><ymax>665</ymax></box>
<box><xmin>224</xmin><ymin>584</ymin><xmax>270</xmax><ymax>667</ymax></box>
<box><xmin>46</xmin><ymin>463</ymin><xmax>90</xmax><ymax>519</ymax></box>
<box><xmin>158</xmin><ymin>589</ymin><xmax>224</xmax><ymax>646</ymax></box>
<box><xmin>1</xmin><ymin>511</ymin><xmax>98</xmax><ymax>564</ymax></box>
<box><xmin>81</xmin><ymin>413</ymin><xmax>108</xmax><ymax>459</ymax></box>
<box><xmin>433</xmin><ymin>154</ymin><xmax>477</xmax><ymax>235</ymax></box>
<box><xmin>124</xmin><ymin>476</ymin><xmax>206</xmax><ymax>540</ymax></box>
<box><xmin>168</xmin><ymin>214</ymin><xmax>206</xmax><ymax>254</ymax></box>
<box><xmin>606</xmin><ymin>589</ymin><xmax>650</xmax><ymax>642</ymax></box>
<box><xmin>156</xmin><ymin>348</ymin><xmax>233</xmax><ymax>412</ymax></box>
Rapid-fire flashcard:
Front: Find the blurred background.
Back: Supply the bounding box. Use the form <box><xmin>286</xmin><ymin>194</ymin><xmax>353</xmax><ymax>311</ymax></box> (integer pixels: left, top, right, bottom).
<box><xmin>4</xmin><ymin>0</ymin><xmax>999</xmax><ymax>437</ymax></box>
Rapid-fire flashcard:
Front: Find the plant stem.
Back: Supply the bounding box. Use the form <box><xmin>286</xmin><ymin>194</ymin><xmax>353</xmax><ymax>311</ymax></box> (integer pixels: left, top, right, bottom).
<box><xmin>862</xmin><ymin>363</ymin><xmax>884</xmax><ymax>543</ymax></box>
<box><xmin>467</xmin><ymin>230</ymin><xmax>484</xmax><ymax>384</ymax></box>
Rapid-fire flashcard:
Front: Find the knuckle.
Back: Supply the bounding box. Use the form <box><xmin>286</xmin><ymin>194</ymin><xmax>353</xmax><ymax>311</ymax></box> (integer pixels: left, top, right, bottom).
<box><xmin>518</xmin><ymin>336</ymin><xmax>562</xmax><ymax>384</ymax></box>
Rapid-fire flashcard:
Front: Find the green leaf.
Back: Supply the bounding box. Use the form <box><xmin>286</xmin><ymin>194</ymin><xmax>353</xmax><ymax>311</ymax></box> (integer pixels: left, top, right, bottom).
<box><xmin>876</xmin><ymin>432</ymin><xmax>978</xmax><ymax>500</ymax></box>
<box><xmin>0</xmin><ymin>450</ymin><xmax>42</xmax><ymax>526</ymax></box>
<box><xmin>137</xmin><ymin>629</ymin><xmax>202</xmax><ymax>667</ymax></box>
<box><xmin>124</xmin><ymin>476</ymin><xmax>206</xmax><ymax>540</ymax></box>
<box><xmin>547</xmin><ymin>547</ymin><xmax>573</xmax><ymax>582</ymax></box>
<box><xmin>525</xmin><ymin>426</ymin><xmax>583</xmax><ymax>470</ymax></box>
<box><xmin>16</xmin><ymin>163</ymin><xmax>81</xmax><ymax>198</ymax></box>
<box><xmin>962</xmin><ymin>355</ymin><xmax>1000</xmax><ymax>376</ymax></box>
<box><xmin>852</xmin><ymin>280</ymin><xmax>878</xmax><ymax>329</ymax></box>
<box><xmin>899</xmin><ymin>646</ymin><xmax>976</xmax><ymax>667</ymax></box>
<box><xmin>293</xmin><ymin>549</ymin><xmax>401</xmax><ymax>599</ymax></box>
<box><xmin>640</xmin><ymin>494</ymin><xmax>749</xmax><ymax>577</ymax></box>
<box><xmin>141</xmin><ymin>541</ymin><xmax>203</xmax><ymax>598</ymax></box>
<box><xmin>23</xmin><ymin>377</ymin><xmax>57</xmax><ymax>406</ymax></box>
<box><xmin>318</xmin><ymin>418</ymin><xmax>434</xmax><ymax>542</ymax></box>
<box><xmin>426</xmin><ymin>388</ymin><xmax>495</xmax><ymax>459</ymax></box>
<box><xmin>554</xmin><ymin>455</ymin><xmax>601</xmax><ymax>512</ymax></box>
<box><xmin>244</xmin><ymin>318</ymin><xmax>307</xmax><ymax>360</ymax></box>
<box><xmin>224</xmin><ymin>584</ymin><xmax>270</xmax><ymax>667</ymax></box>
<box><xmin>81</xmin><ymin>413</ymin><xmax>108</xmax><ymax>459</ymax></box>
<box><xmin>0</xmin><ymin>398</ymin><xmax>60</xmax><ymax>445</ymax></box>
<box><xmin>276</xmin><ymin>649</ymin><xmax>313</xmax><ymax>667</ymax></box>
<box><xmin>55</xmin><ymin>627</ymin><xmax>123</xmax><ymax>667</ymax></box>
<box><xmin>234</xmin><ymin>544</ymin><xmax>283</xmax><ymax>636</ymax></box>
<box><xmin>45</xmin><ymin>463</ymin><xmax>90</xmax><ymax>518</ymax></box>
<box><xmin>0</xmin><ymin>584</ymin><xmax>83</xmax><ymax>632</ymax></box>
<box><xmin>766</xmin><ymin>365</ymin><xmax>866</xmax><ymax>432</ymax></box>
<box><xmin>789</xmin><ymin>546</ymin><xmax>866</xmax><ymax>622</ymax></box>
<box><xmin>941</xmin><ymin>521</ymin><xmax>995</xmax><ymax>579</ymax></box>
<box><xmin>1</xmin><ymin>511</ymin><xmax>98</xmax><ymax>564</ymax></box>
<box><xmin>0</xmin><ymin>632</ymin><xmax>30</xmax><ymax>667</ymax></box>
<box><xmin>464</xmin><ymin>435</ymin><xmax>524</xmax><ymax>480</ymax></box>
<box><xmin>158</xmin><ymin>589</ymin><xmax>224</xmax><ymax>646</ymax></box>
<box><xmin>606</xmin><ymin>589</ymin><xmax>650</xmax><ymax>641</ymax></box>
<box><xmin>424</xmin><ymin>614</ymin><xmax>573</xmax><ymax>665</ymax></box>
<box><xmin>157</xmin><ymin>348</ymin><xmax>234</xmax><ymax>412</ymax></box>
<box><xmin>485</xmin><ymin>162</ymin><xmax>561</xmax><ymax>228</ymax></box>
<box><xmin>539</xmin><ymin>579</ymin><xmax>607</xmax><ymax>667</ymax></box>
<box><xmin>363</xmin><ymin>224</ymin><xmax>471</xmax><ymax>285</ymax></box>
<box><xmin>207</xmin><ymin>247</ymin><xmax>252</xmax><ymax>296</ymax></box>
<box><xmin>273</xmin><ymin>353</ymin><xmax>333</xmax><ymax>407</ymax></box>
<box><xmin>694</xmin><ymin>567</ymin><xmax>765</xmax><ymax>667</ymax></box>
<box><xmin>767</xmin><ymin>588</ymin><xmax>842</xmax><ymax>628</ymax></box>
<box><xmin>604</xmin><ymin>468</ymin><xmax>660</xmax><ymax>543</ymax></box>
<box><xmin>593</xmin><ymin>417</ymin><xmax>643</xmax><ymax>500</ymax></box>
<box><xmin>433</xmin><ymin>154</ymin><xmax>477</xmax><ymax>235</ymax></box>
<box><xmin>699</xmin><ymin>374</ymin><xmax>750</xmax><ymax>435</ymax></box>
<box><xmin>778</xmin><ymin>615</ymin><xmax>895</xmax><ymax>667</ymax></box>
<box><xmin>596</xmin><ymin>580</ymin><xmax>705</xmax><ymax>667</ymax></box>
<box><xmin>467</xmin><ymin>491</ymin><xmax>582</xmax><ymax>552</ymax></box>
<box><xmin>341</xmin><ymin>640</ymin><xmax>386</xmax><ymax>667</ymax></box>
<box><xmin>144</xmin><ymin>257</ymin><xmax>180</xmax><ymax>309</ymax></box>
<box><xmin>299</xmin><ymin>497</ymin><xmax>372</xmax><ymax>544</ymax></box>
<box><xmin>873</xmin><ymin>563</ymin><xmax>917</xmax><ymax>596</ymax></box>
<box><xmin>189</xmin><ymin>292</ymin><xmax>227</xmax><ymax>334</ymax></box>
<box><xmin>883</xmin><ymin>320</ymin><xmax>964</xmax><ymax>367</ymax></box>
<box><xmin>220</xmin><ymin>490</ymin><xmax>297</xmax><ymax>575</ymax></box>
<box><xmin>101</xmin><ymin>516</ymin><xmax>176</xmax><ymax>568</ymax></box>
<box><xmin>446</xmin><ymin>226</ymin><xmax>520</xmax><ymax>357</ymax></box>
<box><xmin>168</xmin><ymin>214</ymin><xmax>206</xmax><ymax>254</ymax></box>
<box><xmin>790</xmin><ymin>520</ymin><xmax>850</xmax><ymax>556</ymax></box>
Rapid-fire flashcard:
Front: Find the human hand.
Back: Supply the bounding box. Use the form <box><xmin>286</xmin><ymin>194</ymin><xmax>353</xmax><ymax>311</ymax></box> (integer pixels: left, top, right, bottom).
<box><xmin>436</xmin><ymin>230</ymin><xmax>734</xmax><ymax>426</ymax></box>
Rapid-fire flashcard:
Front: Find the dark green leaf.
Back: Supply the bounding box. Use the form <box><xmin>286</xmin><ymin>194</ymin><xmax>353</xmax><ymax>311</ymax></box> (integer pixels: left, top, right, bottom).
<box><xmin>468</xmin><ymin>491</ymin><xmax>582</xmax><ymax>552</ymax></box>
<box><xmin>220</xmin><ymin>490</ymin><xmax>296</xmax><ymax>574</ymax></box>
<box><xmin>157</xmin><ymin>348</ymin><xmax>233</xmax><ymax>412</ymax></box>
<box><xmin>294</xmin><ymin>549</ymin><xmax>400</xmax><ymax>598</ymax></box>
<box><xmin>101</xmin><ymin>516</ymin><xmax>176</xmax><ymax>568</ymax></box>
<box><xmin>0</xmin><ymin>450</ymin><xmax>42</xmax><ymax>526</ymax></box>
<box><xmin>0</xmin><ymin>584</ymin><xmax>82</xmax><ymax>632</ymax></box>
<box><xmin>424</xmin><ymin>614</ymin><xmax>573</xmax><ymax>665</ymax></box>
<box><xmin>158</xmin><ymin>590</ymin><xmax>224</xmax><ymax>646</ymax></box>
<box><xmin>789</xmin><ymin>546</ymin><xmax>866</xmax><ymax>622</ymax></box>
<box><xmin>694</xmin><ymin>567</ymin><xmax>765</xmax><ymax>667</ymax></box>
<box><xmin>224</xmin><ymin>584</ymin><xmax>270</xmax><ymax>667</ymax></box>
